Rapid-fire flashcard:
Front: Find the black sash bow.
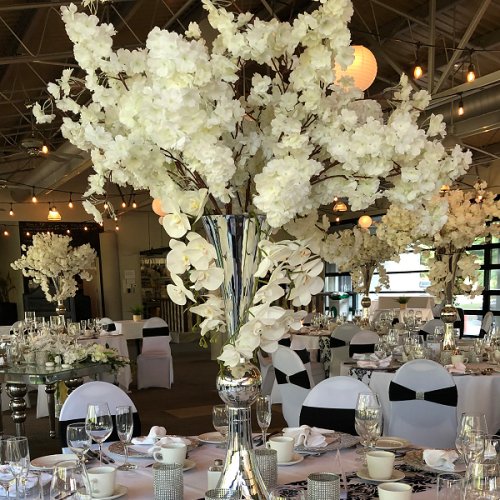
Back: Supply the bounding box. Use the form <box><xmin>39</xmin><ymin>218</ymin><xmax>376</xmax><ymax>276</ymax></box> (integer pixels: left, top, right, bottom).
<box><xmin>293</xmin><ymin>348</ymin><xmax>311</xmax><ymax>365</ymax></box>
<box><xmin>102</xmin><ymin>323</ymin><xmax>116</xmax><ymax>332</ymax></box>
<box><xmin>330</xmin><ymin>337</ymin><xmax>347</xmax><ymax>349</ymax></box>
<box><xmin>349</xmin><ymin>343</ymin><xmax>375</xmax><ymax>358</ymax></box>
<box><xmin>300</xmin><ymin>406</ymin><xmax>356</xmax><ymax>435</ymax></box>
<box><xmin>143</xmin><ymin>326</ymin><xmax>169</xmax><ymax>337</ymax></box>
<box><xmin>278</xmin><ymin>338</ymin><xmax>291</xmax><ymax>347</ymax></box>
<box><xmin>418</xmin><ymin>329</ymin><xmax>429</xmax><ymax>340</ymax></box>
<box><xmin>479</xmin><ymin>328</ymin><xmax>487</xmax><ymax>338</ymax></box>
<box><xmin>274</xmin><ymin>368</ymin><xmax>310</xmax><ymax>389</ymax></box>
<box><xmin>389</xmin><ymin>381</ymin><xmax>457</xmax><ymax>407</ymax></box>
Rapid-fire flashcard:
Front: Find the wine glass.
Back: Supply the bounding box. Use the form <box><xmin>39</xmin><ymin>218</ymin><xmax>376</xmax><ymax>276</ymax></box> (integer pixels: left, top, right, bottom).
<box><xmin>354</xmin><ymin>393</ymin><xmax>383</xmax><ymax>462</ymax></box>
<box><xmin>456</xmin><ymin>413</ymin><xmax>489</xmax><ymax>462</ymax></box>
<box><xmin>85</xmin><ymin>403</ymin><xmax>113</xmax><ymax>465</ymax></box>
<box><xmin>67</xmin><ymin>422</ymin><xmax>92</xmax><ymax>464</ymax></box>
<box><xmin>6</xmin><ymin>436</ymin><xmax>30</xmax><ymax>499</ymax></box>
<box><xmin>463</xmin><ymin>461</ymin><xmax>499</xmax><ymax>499</ymax></box>
<box><xmin>255</xmin><ymin>395</ymin><xmax>272</xmax><ymax>446</ymax></box>
<box><xmin>50</xmin><ymin>459</ymin><xmax>91</xmax><ymax>500</ymax></box>
<box><xmin>212</xmin><ymin>405</ymin><xmax>229</xmax><ymax>448</ymax></box>
<box><xmin>462</xmin><ymin>431</ymin><xmax>486</xmax><ymax>466</ymax></box>
<box><xmin>0</xmin><ymin>435</ymin><xmax>15</xmax><ymax>498</ymax></box>
<box><xmin>116</xmin><ymin>405</ymin><xmax>136</xmax><ymax>471</ymax></box>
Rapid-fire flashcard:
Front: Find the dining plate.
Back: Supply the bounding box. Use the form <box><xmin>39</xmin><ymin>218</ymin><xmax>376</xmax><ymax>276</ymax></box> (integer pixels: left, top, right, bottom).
<box><xmin>404</xmin><ymin>450</ymin><xmax>466</xmax><ymax>473</ymax></box>
<box><xmin>110</xmin><ymin>437</ymin><xmax>198</xmax><ymax>458</ymax></box>
<box><xmin>95</xmin><ymin>484</ymin><xmax>128</xmax><ymax>500</ymax></box>
<box><xmin>278</xmin><ymin>453</ymin><xmax>304</xmax><ymax>466</ymax></box>
<box><xmin>197</xmin><ymin>432</ymin><xmax>225</xmax><ymax>444</ymax></box>
<box><xmin>375</xmin><ymin>437</ymin><xmax>410</xmax><ymax>450</ymax></box>
<box><xmin>294</xmin><ymin>431</ymin><xmax>360</xmax><ymax>453</ymax></box>
<box><xmin>31</xmin><ymin>453</ymin><xmax>78</xmax><ymax>470</ymax></box>
<box><xmin>183</xmin><ymin>459</ymin><xmax>196</xmax><ymax>472</ymax></box>
<box><xmin>356</xmin><ymin>468</ymin><xmax>405</xmax><ymax>483</ymax></box>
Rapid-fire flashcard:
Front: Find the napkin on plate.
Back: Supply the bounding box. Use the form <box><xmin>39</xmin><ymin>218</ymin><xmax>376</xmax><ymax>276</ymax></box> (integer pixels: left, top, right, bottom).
<box><xmin>357</xmin><ymin>355</ymin><xmax>392</xmax><ymax>369</ymax></box>
<box><xmin>131</xmin><ymin>426</ymin><xmax>167</xmax><ymax>445</ymax></box>
<box><xmin>352</xmin><ymin>353</ymin><xmax>370</xmax><ymax>360</ymax></box>
<box><xmin>147</xmin><ymin>436</ymin><xmax>192</xmax><ymax>454</ymax></box>
<box><xmin>445</xmin><ymin>362</ymin><xmax>466</xmax><ymax>374</ymax></box>
<box><xmin>282</xmin><ymin>425</ymin><xmax>332</xmax><ymax>448</ymax></box>
<box><xmin>423</xmin><ymin>449</ymin><xmax>459</xmax><ymax>471</ymax></box>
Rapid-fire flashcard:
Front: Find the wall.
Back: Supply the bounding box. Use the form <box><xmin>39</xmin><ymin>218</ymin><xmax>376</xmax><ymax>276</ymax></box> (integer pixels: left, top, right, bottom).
<box><xmin>0</xmin><ymin>222</ymin><xmax>24</xmax><ymax>316</ymax></box>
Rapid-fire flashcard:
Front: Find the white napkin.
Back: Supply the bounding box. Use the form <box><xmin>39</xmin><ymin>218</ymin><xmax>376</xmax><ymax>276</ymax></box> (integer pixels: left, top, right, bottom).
<box><xmin>423</xmin><ymin>449</ymin><xmax>459</xmax><ymax>471</ymax></box>
<box><xmin>352</xmin><ymin>353</ymin><xmax>370</xmax><ymax>360</ymax></box>
<box><xmin>147</xmin><ymin>436</ymin><xmax>192</xmax><ymax>455</ymax></box>
<box><xmin>131</xmin><ymin>426</ymin><xmax>167</xmax><ymax>445</ymax></box>
<box><xmin>282</xmin><ymin>425</ymin><xmax>332</xmax><ymax>448</ymax></box>
<box><xmin>445</xmin><ymin>362</ymin><xmax>466</xmax><ymax>374</ymax></box>
<box><xmin>357</xmin><ymin>355</ymin><xmax>392</xmax><ymax>369</ymax></box>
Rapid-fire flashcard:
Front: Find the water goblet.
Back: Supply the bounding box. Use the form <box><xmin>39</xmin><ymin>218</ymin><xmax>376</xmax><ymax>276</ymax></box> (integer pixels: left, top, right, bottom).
<box><xmin>255</xmin><ymin>395</ymin><xmax>272</xmax><ymax>446</ymax></box>
<box><xmin>0</xmin><ymin>435</ymin><xmax>15</xmax><ymax>498</ymax></box>
<box><xmin>462</xmin><ymin>431</ymin><xmax>486</xmax><ymax>466</ymax></box>
<box><xmin>85</xmin><ymin>403</ymin><xmax>113</xmax><ymax>465</ymax></box>
<box><xmin>354</xmin><ymin>393</ymin><xmax>382</xmax><ymax>462</ymax></box>
<box><xmin>116</xmin><ymin>405</ymin><xmax>136</xmax><ymax>470</ymax></box>
<box><xmin>67</xmin><ymin>422</ymin><xmax>92</xmax><ymax>464</ymax></box>
<box><xmin>6</xmin><ymin>436</ymin><xmax>30</xmax><ymax>499</ymax></box>
<box><xmin>50</xmin><ymin>459</ymin><xmax>91</xmax><ymax>499</ymax></box>
<box><xmin>212</xmin><ymin>405</ymin><xmax>229</xmax><ymax>448</ymax></box>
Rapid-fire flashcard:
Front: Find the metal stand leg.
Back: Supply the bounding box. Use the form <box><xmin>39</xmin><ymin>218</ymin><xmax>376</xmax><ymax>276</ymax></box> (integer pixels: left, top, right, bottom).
<box><xmin>64</xmin><ymin>378</ymin><xmax>83</xmax><ymax>395</ymax></box>
<box><xmin>6</xmin><ymin>384</ymin><xmax>27</xmax><ymax>437</ymax></box>
<box><xmin>0</xmin><ymin>384</ymin><xmax>4</xmax><ymax>436</ymax></box>
<box><xmin>45</xmin><ymin>383</ymin><xmax>56</xmax><ymax>439</ymax></box>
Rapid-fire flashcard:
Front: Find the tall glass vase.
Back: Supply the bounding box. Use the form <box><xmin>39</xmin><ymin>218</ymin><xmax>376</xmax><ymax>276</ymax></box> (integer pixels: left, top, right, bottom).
<box><xmin>202</xmin><ymin>214</ymin><xmax>268</xmax><ymax>499</ymax></box>
<box><xmin>360</xmin><ymin>266</ymin><xmax>375</xmax><ymax>326</ymax></box>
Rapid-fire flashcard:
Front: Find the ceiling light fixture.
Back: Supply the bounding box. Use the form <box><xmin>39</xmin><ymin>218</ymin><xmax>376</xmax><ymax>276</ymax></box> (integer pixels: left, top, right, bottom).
<box><xmin>41</xmin><ymin>144</ymin><xmax>49</xmax><ymax>155</ymax></box>
<box><xmin>84</xmin><ymin>226</ymin><xmax>88</xmax><ymax>231</ymax></box>
<box><xmin>333</xmin><ymin>198</ymin><xmax>348</xmax><ymax>212</ymax></box>
<box><xmin>121</xmin><ymin>197</ymin><xmax>127</xmax><ymax>208</ymax></box>
<box><xmin>333</xmin><ymin>45</ymin><xmax>378</xmax><ymax>91</ymax></box>
<box><xmin>47</xmin><ymin>205</ymin><xmax>62</xmax><ymax>221</ymax></box>
<box><xmin>458</xmin><ymin>95</ymin><xmax>465</xmax><ymax>116</ymax></box>
<box><xmin>413</xmin><ymin>42</ymin><xmax>423</xmax><ymax>79</ymax></box>
<box><xmin>358</xmin><ymin>215</ymin><xmax>373</xmax><ymax>229</ymax></box>
<box><xmin>466</xmin><ymin>50</ymin><xmax>476</xmax><ymax>83</ymax></box>
<box><xmin>3</xmin><ymin>228</ymin><xmax>9</xmax><ymax>237</ymax></box>
<box><xmin>103</xmin><ymin>200</ymin><xmax>109</xmax><ymax>210</ymax></box>
<box><xmin>68</xmin><ymin>193</ymin><xmax>74</xmax><ymax>209</ymax></box>
<box><xmin>9</xmin><ymin>204</ymin><xmax>14</xmax><ymax>216</ymax></box>
<box><xmin>152</xmin><ymin>199</ymin><xmax>167</xmax><ymax>216</ymax></box>
<box><xmin>31</xmin><ymin>187</ymin><xmax>37</xmax><ymax>203</ymax></box>
<box><xmin>132</xmin><ymin>195</ymin><xmax>137</xmax><ymax>209</ymax></box>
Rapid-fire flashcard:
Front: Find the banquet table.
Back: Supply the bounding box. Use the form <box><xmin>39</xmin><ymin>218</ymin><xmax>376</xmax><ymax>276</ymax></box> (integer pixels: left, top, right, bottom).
<box><xmin>340</xmin><ymin>361</ymin><xmax>500</xmax><ymax>433</ymax></box>
<box><xmin>64</xmin><ymin>441</ymin><xmax>442</xmax><ymax>499</ymax></box>
<box><xmin>114</xmin><ymin>320</ymin><xmax>146</xmax><ymax>341</ymax></box>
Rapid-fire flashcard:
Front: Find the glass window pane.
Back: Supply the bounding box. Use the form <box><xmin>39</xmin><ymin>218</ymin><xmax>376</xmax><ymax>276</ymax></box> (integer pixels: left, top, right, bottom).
<box><xmin>474</xmin><ymin>236</ymin><xmax>486</xmax><ymax>245</ymax></box>
<box><xmin>371</xmin><ymin>272</ymin><xmax>430</xmax><ymax>293</ymax></box>
<box><xmin>489</xmin><ymin>269</ymin><xmax>500</xmax><ymax>290</ymax></box>
<box><xmin>464</xmin><ymin>314</ymin><xmax>482</xmax><ymax>337</ymax></box>
<box><xmin>469</xmin><ymin>249</ymin><xmax>484</xmax><ymax>266</ymax></box>
<box><xmin>489</xmin><ymin>295</ymin><xmax>500</xmax><ymax>312</ymax></box>
<box><xmin>456</xmin><ymin>294</ymin><xmax>483</xmax><ymax>311</ymax></box>
<box><xmin>384</xmin><ymin>253</ymin><xmax>428</xmax><ymax>272</ymax></box>
<box><xmin>492</xmin><ymin>248</ymin><xmax>500</xmax><ymax>265</ymax></box>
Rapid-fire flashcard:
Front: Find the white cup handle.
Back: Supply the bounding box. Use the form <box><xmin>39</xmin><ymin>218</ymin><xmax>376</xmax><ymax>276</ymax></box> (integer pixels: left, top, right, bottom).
<box><xmin>266</xmin><ymin>442</ymin><xmax>271</xmax><ymax>449</ymax></box>
<box><xmin>463</xmin><ymin>357</ymin><xmax>469</xmax><ymax>364</ymax></box>
<box><xmin>153</xmin><ymin>450</ymin><xmax>162</xmax><ymax>462</ymax></box>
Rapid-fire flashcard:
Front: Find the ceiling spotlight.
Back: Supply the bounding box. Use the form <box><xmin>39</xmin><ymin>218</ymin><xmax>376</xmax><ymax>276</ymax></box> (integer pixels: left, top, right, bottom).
<box><xmin>31</xmin><ymin>187</ymin><xmax>37</xmax><ymax>203</ymax></box>
<box><xmin>68</xmin><ymin>193</ymin><xmax>74</xmax><ymax>209</ymax></box>
<box><xmin>333</xmin><ymin>199</ymin><xmax>348</xmax><ymax>212</ymax></box>
<box><xmin>47</xmin><ymin>206</ymin><xmax>62</xmax><ymax>221</ymax></box>
<box><xmin>41</xmin><ymin>144</ymin><xmax>49</xmax><ymax>155</ymax></box>
<box><xmin>115</xmin><ymin>224</ymin><xmax>120</xmax><ymax>231</ymax></box>
<box><xmin>458</xmin><ymin>95</ymin><xmax>465</xmax><ymax>116</ymax></box>
<box><xmin>9</xmin><ymin>204</ymin><xmax>14</xmax><ymax>216</ymax></box>
<box><xmin>358</xmin><ymin>215</ymin><xmax>373</xmax><ymax>229</ymax></box>
<box><xmin>66</xmin><ymin>229</ymin><xmax>70</xmax><ymax>234</ymax></box>
<box><xmin>335</xmin><ymin>216</ymin><xmax>340</xmax><ymax>223</ymax></box>
<box><xmin>26</xmin><ymin>232</ymin><xmax>30</xmax><ymax>237</ymax></box>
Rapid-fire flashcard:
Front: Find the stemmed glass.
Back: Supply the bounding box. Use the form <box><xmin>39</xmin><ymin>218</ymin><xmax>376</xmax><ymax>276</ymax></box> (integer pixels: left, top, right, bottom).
<box><xmin>462</xmin><ymin>431</ymin><xmax>486</xmax><ymax>466</ymax></box>
<box><xmin>456</xmin><ymin>413</ymin><xmax>488</xmax><ymax>462</ymax></box>
<box><xmin>212</xmin><ymin>405</ymin><xmax>229</xmax><ymax>448</ymax></box>
<box><xmin>255</xmin><ymin>395</ymin><xmax>272</xmax><ymax>446</ymax></box>
<box><xmin>0</xmin><ymin>435</ymin><xmax>15</xmax><ymax>498</ymax></box>
<box><xmin>85</xmin><ymin>403</ymin><xmax>113</xmax><ymax>465</ymax></box>
<box><xmin>6</xmin><ymin>436</ymin><xmax>30</xmax><ymax>499</ymax></box>
<box><xmin>116</xmin><ymin>405</ymin><xmax>136</xmax><ymax>470</ymax></box>
<box><xmin>50</xmin><ymin>459</ymin><xmax>91</xmax><ymax>500</ymax></box>
<box><xmin>67</xmin><ymin>422</ymin><xmax>92</xmax><ymax>464</ymax></box>
<box><xmin>354</xmin><ymin>393</ymin><xmax>383</xmax><ymax>462</ymax></box>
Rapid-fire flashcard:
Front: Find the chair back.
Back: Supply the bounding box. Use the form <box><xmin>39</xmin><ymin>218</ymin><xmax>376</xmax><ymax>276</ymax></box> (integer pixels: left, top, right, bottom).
<box><xmin>58</xmin><ymin>381</ymin><xmax>141</xmax><ymax>446</ymax></box>
<box><xmin>419</xmin><ymin>319</ymin><xmax>444</xmax><ymax>340</ymax></box>
<box><xmin>271</xmin><ymin>346</ymin><xmax>314</xmax><ymax>427</ymax></box>
<box><xmin>388</xmin><ymin>359</ymin><xmax>457</xmax><ymax>448</ymax></box>
<box><xmin>329</xmin><ymin>324</ymin><xmax>361</xmax><ymax>376</ymax></box>
<box><xmin>99</xmin><ymin>317</ymin><xmax>116</xmax><ymax>332</ymax></box>
<box><xmin>142</xmin><ymin>317</ymin><xmax>170</xmax><ymax>354</ymax></box>
<box><xmin>480</xmin><ymin>311</ymin><xmax>494</xmax><ymax>337</ymax></box>
<box><xmin>349</xmin><ymin>330</ymin><xmax>378</xmax><ymax>357</ymax></box>
<box><xmin>143</xmin><ymin>317</ymin><xmax>169</xmax><ymax>337</ymax></box>
<box><xmin>300</xmin><ymin>376</ymin><xmax>372</xmax><ymax>435</ymax></box>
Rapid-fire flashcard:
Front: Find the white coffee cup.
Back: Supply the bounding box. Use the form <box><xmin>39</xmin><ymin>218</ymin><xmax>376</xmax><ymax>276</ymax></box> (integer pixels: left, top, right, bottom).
<box><xmin>378</xmin><ymin>482</ymin><xmax>412</xmax><ymax>500</ymax></box>
<box><xmin>266</xmin><ymin>436</ymin><xmax>294</xmax><ymax>463</ymax></box>
<box><xmin>366</xmin><ymin>451</ymin><xmax>395</xmax><ymax>480</ymax></box>
<box><xmin>153</xmin><ymin>442</ymin><xmax>187</xmax><ymax>465</ymax></box>
<box><xmin>451</xmin><ymin>354</ymin><xmax>468</xmax><ymax>365</ymax></box>
<box><xmin>494</xmin><ymin>350</ymin><xmax>500</xmax><ymax>363</ymax></box>
<box><xmin>87</xmin><ymin>466</ymin><xmax>116</xmax><ymax>498</ymax></box>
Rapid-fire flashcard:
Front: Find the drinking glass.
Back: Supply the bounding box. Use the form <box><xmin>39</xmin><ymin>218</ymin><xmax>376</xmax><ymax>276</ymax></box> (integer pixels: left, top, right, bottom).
<box><xmin>456</xmin><ymin>413</ymin><xmax>489</xmax><ymax>461</ymax></box>
<box><xmin>6</xmin><ymin>436</ymin><xmax>30</xmax><ymax>499</ymax></box>
<box><xmin>0</xmin><ymin>435</ymin><xmax>15</xmax><ymax>498</ymax></box>
<box><xmin>374</xmin><ymin>342</ymin><xmax>388</xmax><ymax>359</ymax></box>
<box><xmin>437</xmin><ymin>472</ymin><xmax>464</xmax><ymax>499</ymax></box>
<box><xmin>484</xmin><ymin>435</ymin><xmax>500</xmax><ymax>463</ymax></box>
<box><xmin>85</xmin><ymin>403</ymin><xmax>113</xmax><ymax>465</ymax></box>
<box><xmin>255</xmin><ymin>395</ymin><xmax>272</xmax><ymax>447</ymax></box>
<box><xmin>212</xmin><ymin>405</ymin><xmax>229</xmax><ymax>447</ymax></box>
<box><xmin>462</xmin><ymin>431</ymin><xmax>486</xmax><ymax>466</ymax></box>
<box><xmin>354</xmin><ymin>393</ymin><xmax>382</xmax><ymax>461</ymax></box>
<box><xmin>464</xmin><ymin>461</ymin><xmax>499</xmax><ymax>499</ymax></box>
<box><xmin>67</xmin><ymin>422</ymin><xmax>92</xmax><ymax>463</ymax></box>
<box><xmin>116</xmin><ymin>405</ymin><xmax>136</xmax><ymax>470</ymax></box>
<box><xmin>22</xmin><ymin>472</ymin><xmax>43</xmax><ymax>500</ymax></box>
<box><xmin>50</xmin><ymin>459</ymin><xmax>91</xmax><ymax>500</ymax></box>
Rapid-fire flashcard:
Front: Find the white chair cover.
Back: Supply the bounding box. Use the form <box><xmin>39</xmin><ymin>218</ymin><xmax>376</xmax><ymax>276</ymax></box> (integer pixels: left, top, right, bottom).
<box><xmin>257</xmin><ymin>350</ymin><xmax>281</xmax><ymax>404</ymax></box>
<box><xmin>329</xmin><ymin>324</ymin><xmax>361</xmax><ymax>376</ymax></box>
<box><xmin>290</xmin><ymin>336</ymin><xmax>325</xmax><ymax>385</ymax></box>
<box><xmin>388</xmin><ymin>359</ymin><xmax>458</xmax><ymax>448</ymax></box>
<box><xmin>480</xmin><ymin>312</ymin><xmax>494</xmax><ymax>337</ymax></box>
<box><xmin>271</xmin><ymin>345</ymin><xmax>314</xmax><ymax>427</ymax></box>
<box><xmin>419</xmin><ymin>318</ymin><xmax>445</xmax><ymax>338</ymax></box>
<box><xmin>349</xmin><ymin>330</ymin><xmax>379</xmax><ymax>357</ymax></box>
<box><xmin>300</xmin><ymin>376</ymin><xmax>372</xmax><ymax>434</ymax></box>
<box><xmin>137</xmin><ymin>317</ymin><xmax>173</xmax><ymax>389</ymax></box>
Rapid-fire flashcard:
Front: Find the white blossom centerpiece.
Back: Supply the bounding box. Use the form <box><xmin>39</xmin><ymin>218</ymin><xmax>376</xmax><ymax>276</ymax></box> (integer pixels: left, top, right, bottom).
<box><xmin>34</xmin><ymin>0</ymin><xmax>471</xmax><ymax>365</ymax></box>
<box><xmin>11</xmin><ymin>233</ymin><xmax>96</xmax><ymax>311</ymax></box>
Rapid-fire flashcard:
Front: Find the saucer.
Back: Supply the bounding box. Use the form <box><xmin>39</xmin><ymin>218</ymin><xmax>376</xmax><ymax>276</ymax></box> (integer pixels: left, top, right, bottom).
<box><xmin>97</xmin><ymin>484</ymin><xmax>128</xmax><ymax>500</ymax></box>
<box><xmin>356</xmin><ymin>468</ymin><xmax>405</xmax><ymax>483</ymax></box>
<box><xmin>375</xmin><ymin>437</ymin><xmax>410</xmax><ymax>450</ymax></box>
<box><xmin>197</xmin><ymin>432</ymin><xmax>225</xmax><ymax>444</ymax></box>
<box><xmin>278</xmin><ymin>453</ymin><xmax>304</xmax><ymax>466</ymax></box>
<box><xmin>183</xmin><ymin>459</ymin><xmax>196</xmax><ymax>472</ymax></box>
<box><xmin>31</xmin><ymin>453</ymin><xmax>78</xmax><ymax>470</ymax></box>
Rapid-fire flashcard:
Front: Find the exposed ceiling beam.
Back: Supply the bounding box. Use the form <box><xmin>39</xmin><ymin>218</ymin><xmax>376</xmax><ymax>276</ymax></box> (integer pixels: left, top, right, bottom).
<box><xmin>0</xmin><ymin>0</ymin><xmax>135</xmax><ymax>13</ymax></box>
<box><xmin>428</xmin><ymin>0</ymin><xmax>437</xmax><ymax>94</ymax></box>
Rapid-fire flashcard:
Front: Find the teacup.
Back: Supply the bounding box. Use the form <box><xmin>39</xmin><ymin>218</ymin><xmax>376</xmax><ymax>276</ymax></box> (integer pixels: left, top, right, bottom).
<box><xmin>366</xmin><ymin>451</ymin><xmax>395</xmax><ymax>480</ymax></box>
<box><xmin>378</xmin><ymin>482</ymin><xmax>412</xmax><ymax>500</ymax></box>
<box><xmin>266</xmin><ymin>436</ymin><xmax>294</xmax><ymax>463</ymax></box>
<box><xmin>451</xmin><ymin>354</ymin><xmax>468</xmax><ymax>365</ymax></box>
<box><xmin>87</xmin><ymin>466</ymin><xmax>116</xmax><ymax>498</ymax></box>
<box><xmin>494</xmin><ymin>350</ymin><xmax>500</xmax><ymax>363</ymax></box>
<box><xmin>153</xmin><ymin>442</ymin><xmax>187</xmax><ymax>465</ymax></box>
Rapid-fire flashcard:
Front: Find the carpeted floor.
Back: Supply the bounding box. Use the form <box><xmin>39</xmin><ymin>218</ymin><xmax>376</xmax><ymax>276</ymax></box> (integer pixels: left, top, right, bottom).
<box><xmin>6</xmin><ymin>341</ymin><xmax>286</xmax><ymax>459</ymax></box>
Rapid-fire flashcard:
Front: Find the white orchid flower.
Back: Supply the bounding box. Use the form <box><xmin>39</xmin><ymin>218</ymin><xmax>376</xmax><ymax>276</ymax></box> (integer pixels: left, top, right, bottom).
<box><xmin>180</xmin><ymin>189</ymin><xmax>208</xmax><ymax>220</ymax></box>
<box><xmin>186</xmin><ymin>236</ymin><xmax>218</xmax><ymax>270</ymax></box>
<box><xmin>199</xmin><ymin>318</ymin><xmax>223</xmax><ymax>337</ymax></box>
<box><xmin>166</xmin><ymin>240</ymin><xmax>190</xmax><ymax>275</ymax></box>
<box><xmin>167</xmin><ymin>274</ymin><xmax>195</xmax><ymax>305</ymax></box>
<box><xmin>289</xmin><ymin>274</ymin><xmax>324</xmax><ymax>306</ymax></box>
<box><xmin>218</xmin><ymin>344</ymin><xmax>241</xmax><ymax>368</ymax></box>
<box><xmin>162</xmin><ymin>212</ymin><xmax>191</xmax><ymax>238</ymax></box>
<box><xmin>190</xmin><ymin>266</ymin><xmax>224</xmax><ymax>290</ymax></box>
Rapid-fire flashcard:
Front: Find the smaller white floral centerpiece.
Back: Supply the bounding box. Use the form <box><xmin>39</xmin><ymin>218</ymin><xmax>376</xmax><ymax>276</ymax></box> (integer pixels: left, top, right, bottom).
<box><xmin>11</xmin><ymin>232</ymin><xmax>96</xmax><ymax>304</ymax></box>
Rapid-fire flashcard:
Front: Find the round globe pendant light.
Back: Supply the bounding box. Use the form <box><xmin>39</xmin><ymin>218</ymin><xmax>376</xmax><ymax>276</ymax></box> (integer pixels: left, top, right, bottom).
<box><xmin>358</xmin><ymin>215</ymin><xmax>373</xmax><ymax>229</ymax></box>
<box><xmin>152</xmin><ymin>198</ymin><xmax>167</xmax><ymax>216</ymax></box>
<box><xmin>334</xmin><ymin>45</ymin><xmax>378</xmax><ymax>91</ymax></box>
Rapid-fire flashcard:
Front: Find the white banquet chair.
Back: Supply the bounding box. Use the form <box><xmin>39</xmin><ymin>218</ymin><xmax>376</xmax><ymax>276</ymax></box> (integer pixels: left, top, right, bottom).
<box><xmin>137</xmin><ymin>317</ymin><xmax>173</xmax><ymax>389</ymax></box>
<box><xmin>290</xmin><ymin>336</ymin><xmax>326</xmax><ymax>385</ymax></box>
<box><xmin>349</xmin><ymin>329</ymin><xmax>379</xmax><ymax>357</ymax></box>
<box><xmin>58</xmin><ymin>381</ymin><xmax>141</xmax><ymax>446</ymax></box>
<box><xmin>99</xmin><ymin>317</ymin><xmax>120</xmax><ymax>334</ymax></box>
<box><xmin>329</xmin><ymin>324</ymin><xmax>361</xmax><ymax>376</ymax></box>
<box><xmin>299</xmin><ymin>376</ymin><xmax>372</xmax><ymax>435</ymax></box>
<box><xmin>419</xmin><ymin>318</ymin><xmax>445</xmax><ymax>340</ymax></box>
<box><xmin>480</xmin><ymin>311</ymin><xmax>494</xmax><ymax>337</ymax></box>
<box><xmin>271</xmin><ymin>345</ymin><xmax>314</xmax><ymax>427</ymax></box>
<box><xmin>388</xmin><ymin>359</ymin><xmax>458</xmax><ymax>448</ymax></box>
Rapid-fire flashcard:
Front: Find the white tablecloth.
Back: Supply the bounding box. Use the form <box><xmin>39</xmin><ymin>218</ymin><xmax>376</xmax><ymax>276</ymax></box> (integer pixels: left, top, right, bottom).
<box><xmin>114</xmin><ymin>320</ymin><xmax>146</xmax><ymax>341</ymax></box>
<box><xmin>64</xmin><ymin>441</ymin><xmax>439</xmax><ymax>499</ymax></box>
<box><xmin>0</xmin><ymin>326</ymin><xmax>11</xmax><ymax>336</ymax></box>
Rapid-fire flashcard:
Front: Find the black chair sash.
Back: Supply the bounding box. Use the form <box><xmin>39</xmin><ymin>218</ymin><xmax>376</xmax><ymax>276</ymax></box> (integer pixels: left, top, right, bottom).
<box><xmin>479</xmin><ymin>328</ymin><xmax>487</xmax><ymax>339</ymax></box>
<box><xmin>143</xmin><ymin>326</ymin><xmax>169</xmax><ymax>337</ymax></box>
<box><xmin>349</xmin><ymin>343</ymin><xmax>375</xmax><ymax>358</ymax></box>
<box><xmin>300</xmin><ymin>406</ymin><xmax>356</xmax><ymax>435</ymax></box>
<box><xmin>418</xmin><ymin>329</ymin><xmax>429</xmax><ymax>341</ymax></box>
<box><xmin>293</xmin><ymin>348</ymin><xmax>311</xmax><ymax>365</ymax></box>
<box><xmin>278</xmin><ymin>338</ymin><xmax>291</xmax><ymax>347</ymax></box>
<box><xmin>102</xmin><ymin>323</ymin><xmax>116</xmax><ymax>332</ymax></box>
<box><xmin>330</xmin><ymin>337</ymin><xmax>347</xmax><ymax>349</ymax></box>
<box><xmin>275</xmin><ymin>368</ymin><xmax>310</xmax><ymax>389</ymax></box>
<box><xmin>59</xmin><ymin>413</ymin><xmax>142</xmax><ymax>447</ymax></box>
<box><xmin>389</xmin><ymin>381</ymin><xmax>457</xmax><ymax>407</ymax></box>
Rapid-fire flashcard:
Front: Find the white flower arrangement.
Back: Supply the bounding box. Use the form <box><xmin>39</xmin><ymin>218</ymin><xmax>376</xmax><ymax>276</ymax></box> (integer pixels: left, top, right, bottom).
<box><xmin>377</xmin><ymin>181</ymin><xmax>500</xmax><ymax>301</ymax></box>
<box><xmin>34</xmin><ymin>0</ymin><xmax>473</xmax><ymax>365</ymax></box>
<box><xmin>11</xmin><ymin>233</ymin><xmax>96</xmax><ymax>303</ymax></box>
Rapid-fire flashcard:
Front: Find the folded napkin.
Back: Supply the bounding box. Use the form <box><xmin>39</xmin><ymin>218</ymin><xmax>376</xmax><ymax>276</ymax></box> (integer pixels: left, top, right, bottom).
<box><xmin>352</xmin><ymin>353</ymin><xmax>370</xmax><ymax>360</ymax></box>
<box><xmin>423</xmin><ymin>449</ymin><xmax>459</xmax><ymax>471</ymax></box>
<box><xmin>357</xmin><ymin>355</ymin><xmax>392</xmax><ymax>369</ymax></box>
<box><xmin>147</xmin><ymin>436</ymin><xmax>192</xmax><ymax>454</ymax></box>
<box><xmin>131</xmin><ymin>426</ymin><xmax>167</xmax><ymax>445</ymax></box>
<box><xmin>445</xmin><ymin>362</ymin><xmax>466</xmax><ymax>374</ymax></box>
<box><xmin>282</xmin><ymin>425</ymin><xmax>332</xmax><ymax>448</ymax></box>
